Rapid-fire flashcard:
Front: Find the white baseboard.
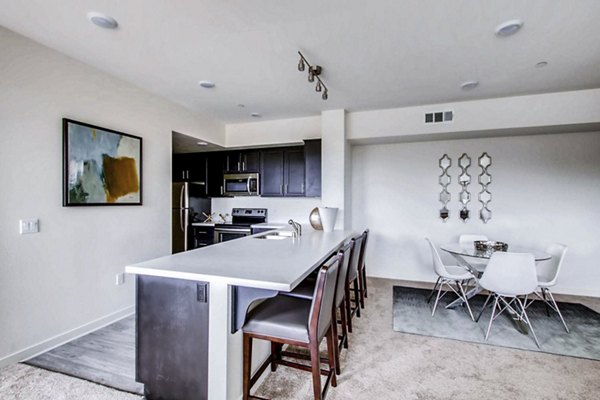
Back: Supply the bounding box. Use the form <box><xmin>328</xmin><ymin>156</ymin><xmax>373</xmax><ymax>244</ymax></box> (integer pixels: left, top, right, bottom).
<box><xmin>0</xmin><ymin>305</ymin><xmax>135</xmax><ymax>368</ymax></box>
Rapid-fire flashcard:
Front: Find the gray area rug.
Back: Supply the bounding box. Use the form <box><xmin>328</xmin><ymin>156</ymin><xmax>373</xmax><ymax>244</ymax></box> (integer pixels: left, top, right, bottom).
<box><xmin>25</xmin><ymin>315</ymin><xmax>143</xmax><ymax>395</ymax></box>
<box><xmin>393</xmin><ymin>286</ymin><xmax>600</xmax><ymax>360</ymax></box>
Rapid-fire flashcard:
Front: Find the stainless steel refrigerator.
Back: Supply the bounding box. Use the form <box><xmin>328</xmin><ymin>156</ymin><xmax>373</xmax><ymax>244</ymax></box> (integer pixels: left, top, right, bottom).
<box><xmin>172</xmin><ymin>182</ymin><xmax>210</xmax><ymax>253</ymax></box>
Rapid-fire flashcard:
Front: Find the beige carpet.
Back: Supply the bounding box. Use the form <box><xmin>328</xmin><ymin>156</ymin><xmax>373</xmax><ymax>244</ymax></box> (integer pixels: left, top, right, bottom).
<box><xmin>1</xmin><ymin>278</ymin><xmax>599</xmax><ymax>399</ymax></box>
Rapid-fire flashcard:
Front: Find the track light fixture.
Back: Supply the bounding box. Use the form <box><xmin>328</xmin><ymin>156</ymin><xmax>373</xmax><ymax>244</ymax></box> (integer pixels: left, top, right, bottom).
<box><xmin>297</xmin><ymin>51</ymin><xmax>329</xmax><ymax>101</ymax></box>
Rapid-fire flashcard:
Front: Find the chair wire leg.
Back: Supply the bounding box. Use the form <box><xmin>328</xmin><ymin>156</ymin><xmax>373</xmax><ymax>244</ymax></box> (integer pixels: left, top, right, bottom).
<box><xmin>541</xmin><ymin>288</ymin><xmax>551</xmax><ymax>317</ymax></box>
<box><xmin>546</xmin><ymin>289</ymin><xmax>570</xmax><ymax>333</ymax></box>
<box><xmin>476</xmin><ymin>293</ymin><xmax>492</xmax><ymax>322</ymax></box>
<box><xmin>431</xmin><ymin>280</ymin><xmax>445</xmax><ymax>317</ymax></box>
<box><xmin>427</xmin><ymin>277</ymin><xmax>442</xmax><ymax>304</ymax></box>
<box><xmin>484</xmin><ymin>296</ymin><xmax>499</xmax><ymax>341</ymax></box>
<box><xmin>516</xmin><ymin>297</ymin><xmax>540</xmax><ymax>348</ymax></box>
<box><xmin>458</xmin><ymin>281</ymin><xmax>475</xmax><ymax>321</ymax></box>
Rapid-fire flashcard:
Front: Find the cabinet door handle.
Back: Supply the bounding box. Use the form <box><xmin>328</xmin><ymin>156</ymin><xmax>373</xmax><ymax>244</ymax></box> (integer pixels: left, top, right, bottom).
<box><xmin>285</xmin><ymin>184</ymin><xmax>288</xmax><ymax>194</ymax></box>
<box><xmin>182</xmin><ymin>171</ymin><xmax>185</xmax><ymax>180</ymax></box>
<box><xmin>280</xmin><ymin>184</ymin><xmax>283</xmax><ymax>195</ymax></box>
<box><xmin>220</xmin><ymin>186</ymin><xmax>224</xmax><ymax>195</ymax></box>
<box><xmin>242</xmin><ymin>161</ymin><xmax>246</xmax><ymax>171</ymax></box>
<box><xmin>301</xmin><ymin>183</ymin><xmax>305</xmax><ymax>193</ymax></box>
<box><xmin>186</xmin><ymin>170</ymin><xmax>189</xmax><ymax>179</ymax></box>
<box><xmin>238</xmin><ymin>161</ymin><xmax>241</xmax><ymax>171</ymax></box>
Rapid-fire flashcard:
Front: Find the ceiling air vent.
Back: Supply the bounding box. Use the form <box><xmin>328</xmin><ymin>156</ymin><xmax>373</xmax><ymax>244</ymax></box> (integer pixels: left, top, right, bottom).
<box><xmin>425</xmin><ymin>110</ymin><xmax>453</xmax><ymax>124</ymax></box>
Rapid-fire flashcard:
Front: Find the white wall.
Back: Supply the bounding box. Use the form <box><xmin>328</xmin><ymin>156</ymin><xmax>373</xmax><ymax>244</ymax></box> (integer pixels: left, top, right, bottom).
<box><xmin>352</xmin><ymin>132</ymin><xmax>600</xmax><ymax>297</ymax></box>
<box><xmin>226</xmin><ymin>115</ymin><xmax>321</xmax><ymax>148</ymax></box>
<box><xmin>0</xmin><ymin>27</ymin><xmax>224</xmax><ymax>365</ymax></box>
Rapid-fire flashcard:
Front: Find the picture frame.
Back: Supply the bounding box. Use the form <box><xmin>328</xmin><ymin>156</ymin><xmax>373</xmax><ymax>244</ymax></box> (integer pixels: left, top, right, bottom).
<box><xmin>62</xmin><ymin>118</ymin><xmax>143</xmax><ymax>206</ymax></box>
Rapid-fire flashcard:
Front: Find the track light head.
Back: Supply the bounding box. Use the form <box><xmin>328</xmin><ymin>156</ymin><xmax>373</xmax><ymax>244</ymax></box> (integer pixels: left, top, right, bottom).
<box><xmin>315</xmin><ymin>80</ymin><xmax>322</xmax><ymax>92</ymax></box>
<box><xmin>308</xmin><ymin>70</ymin><xmax>315</xmax><ymax>82</ymax></box>
<box><xmin>298</xmin><ymin>58</ymin><xmax>305</xmax><ymax>72</ymax></box>
<box><xmin>322</xmin><ymin>90</ymin><xmax>328</xmax><ymax>100</ymax></box>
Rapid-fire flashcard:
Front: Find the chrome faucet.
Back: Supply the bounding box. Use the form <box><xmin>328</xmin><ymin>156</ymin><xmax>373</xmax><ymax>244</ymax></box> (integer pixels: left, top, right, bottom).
<box><xmin>288</xmin><ymin>219</ymin><xmax>302</xmax><ymax>238</ymax></box>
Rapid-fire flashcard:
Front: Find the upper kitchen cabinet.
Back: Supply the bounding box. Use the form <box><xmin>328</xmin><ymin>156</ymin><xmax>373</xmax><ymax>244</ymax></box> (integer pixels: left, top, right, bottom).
<box><xmin>226</xmin><ymin>150</ymin><xmax>260</xmax><ymax>173</ymax></box>
<box><xmin>173</xmin><ymin>153</ymin><xmax>207</xmax><ymax>185</ymax></box>
<box><xmin>260</xmin><ymin>147</ymin><xmax>305</xmax><ymax>197</ymax></box>
<box><xmin>303</xmin><ymin>139</ymin><xmax>321</xmax><ymax>197</ymax></box>
<box><xmin>284</xmin><ymin>148</ymin><xmax>305</xmax><ymax>197</ymax></box>
<box><xmin>205</xmin><ymin>152</ymin><xmax>227</xmax><ymax>197</ymax></box>
<box><xmin>260</xmin><ymin>149</ymin><xmax>285</xmax><ymax>196</ymax></box>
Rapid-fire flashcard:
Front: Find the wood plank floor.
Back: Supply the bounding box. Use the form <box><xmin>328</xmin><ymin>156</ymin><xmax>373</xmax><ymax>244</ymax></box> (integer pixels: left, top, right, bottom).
<box><xmin>25</xmin><ymin>315</ymin><xmax>143</xmax><ymax>395</ymax></box>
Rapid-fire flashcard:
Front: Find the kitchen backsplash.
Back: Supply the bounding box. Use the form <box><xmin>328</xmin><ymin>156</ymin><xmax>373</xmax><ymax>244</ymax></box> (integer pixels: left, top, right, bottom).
<box><xmin>211</xmin><ymin>197</ymin><xmax>322</xmax><ymax>224</ymax></box>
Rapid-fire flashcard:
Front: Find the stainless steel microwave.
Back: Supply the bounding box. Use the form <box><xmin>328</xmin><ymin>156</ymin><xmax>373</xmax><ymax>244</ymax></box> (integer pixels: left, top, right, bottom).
<box><xmin>223</xmin><ymin>173</ymin><xmax>260</xmax><ymax>196</ymax></box>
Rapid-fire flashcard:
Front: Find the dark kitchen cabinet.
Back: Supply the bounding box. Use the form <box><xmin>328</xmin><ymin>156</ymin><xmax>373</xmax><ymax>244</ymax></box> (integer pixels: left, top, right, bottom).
<box><xmin>260</xmin><ymin>147</ymin><xmax>305</xmax><ymax>197</ymax></box>
<box><xmin>260</xmin><ymin>150</ymin><xmax>284</xmax><ymax>196</ymax></box>
<box><xmin>226</xmin><ymin>151</ymin><xmax>260</xmax><ymax>173</ymax></box>
<box><xmin>206</xmin><ymin>152</ymin><xmax>226</xmax><ymax>197</ymax></box>
<box><xmin>304</xmin><ymin>139</ymin><xmax>322</xmax><ymax>197</ymax></box>
<box><xmin>284</xmin><ymin>149</ymin><xmax>305</xmax><ymax>196</ymax></box>
<box><xmin>173</xmin><ymin>154</ymin><xmax>207</xmax><ymax>186</ymax></box>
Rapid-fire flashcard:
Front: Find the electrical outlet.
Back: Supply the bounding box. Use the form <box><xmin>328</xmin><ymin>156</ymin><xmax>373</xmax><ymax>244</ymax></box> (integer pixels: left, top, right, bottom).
<box><xmin>115</xmin><ymin>272</ymin><xmax>125</xmax><ymax>286</ymax></box>
<box><xmin>19</xmin><ymin>219</ymin><xmax>39</xmax><ymax>234</ymax></box>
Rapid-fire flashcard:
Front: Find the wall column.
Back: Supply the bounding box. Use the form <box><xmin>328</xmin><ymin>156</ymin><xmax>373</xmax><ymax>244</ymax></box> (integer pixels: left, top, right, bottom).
<box><xmin>321</xmin><ymin>109</ymin><xmax>350</xmax><ymax>229</ymax></box>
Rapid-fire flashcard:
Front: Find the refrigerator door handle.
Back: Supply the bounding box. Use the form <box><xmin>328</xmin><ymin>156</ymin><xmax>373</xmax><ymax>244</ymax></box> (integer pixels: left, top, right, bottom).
<box><xmin>180</xmin><ymin>210</ymin><xmax>185</xmax><ymax>232</ymax></box>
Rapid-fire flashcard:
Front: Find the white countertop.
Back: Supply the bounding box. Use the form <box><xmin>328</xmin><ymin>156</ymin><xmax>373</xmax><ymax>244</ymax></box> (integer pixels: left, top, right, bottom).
<box><xmin>125</xmin><ymin>229</ymin><xmax>355</xmax><ymax>291</ymax></box>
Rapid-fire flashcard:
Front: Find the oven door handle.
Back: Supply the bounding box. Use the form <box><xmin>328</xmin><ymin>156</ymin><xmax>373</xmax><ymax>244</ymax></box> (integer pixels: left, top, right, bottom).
<box><xmin>246</xmin><ymin>179</ymin><xmax>251</xmax><ymax>195</ymax></box>
<box><xmin>215</xmin><ymin>228</ymin><xmax>251</xmax><ymax>234</ymax></box>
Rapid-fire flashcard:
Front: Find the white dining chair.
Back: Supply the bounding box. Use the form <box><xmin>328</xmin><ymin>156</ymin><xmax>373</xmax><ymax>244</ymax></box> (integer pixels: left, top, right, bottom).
<box><xmin>425</xmin><ymin>238</ymin><xmax>475</xmax><ymax>321</ymax></box>
<box><xmin>533</xmin><ymin>243</ymin><xmax>569</xmax><ymax>333</ymax></box>
<box><xmin>476</xmin><ymin>252</ymin><xmax>540</xmax><ymax>348</ymax></box>
<box><xmin>458</xmin><ymin>234</ymin><xmax>488</xmax><ymax>273</ymax></box>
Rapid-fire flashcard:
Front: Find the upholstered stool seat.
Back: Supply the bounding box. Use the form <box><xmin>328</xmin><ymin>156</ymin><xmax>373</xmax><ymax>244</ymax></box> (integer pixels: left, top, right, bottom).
<box><xmin>243</xmin><ymin>296</ymin><xmax>311</xmax><ymax>343</ymax></box>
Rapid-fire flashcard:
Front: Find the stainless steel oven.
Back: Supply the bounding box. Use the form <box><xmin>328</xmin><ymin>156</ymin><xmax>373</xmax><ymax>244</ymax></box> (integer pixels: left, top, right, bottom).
<box><xmin>214</xmin><ymin>208</ymin><xmax>267</xmax><ymax>243</ymax></box>
<box><xmin>223</xmin><ymin>173</ymin><xmax>259</xmax><ymax>197</ymax></box>
<box><xmin>214</xmin><ymin>226</ymin><xmax>252</xmax><ymax>243</ymax></box>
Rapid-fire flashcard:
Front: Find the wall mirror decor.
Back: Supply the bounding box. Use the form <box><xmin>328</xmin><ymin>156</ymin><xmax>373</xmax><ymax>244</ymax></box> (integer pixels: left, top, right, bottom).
<box><xmin>458</xmin><ymin>153</ymin><xmax>472</xmax><ymax>221</ymax></box>
<box><xmin>438</xmin><ymin>154</ymin><xmax>452</xmax><ymax>221</ymax></box>
<box><xmin>478</xmin><ymin>152</ymin><xmax>492</xmax><ymax>223</ymax></box>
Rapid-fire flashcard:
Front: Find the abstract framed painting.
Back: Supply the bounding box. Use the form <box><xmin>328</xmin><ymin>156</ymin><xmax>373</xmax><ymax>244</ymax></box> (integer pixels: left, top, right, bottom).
<box><xmin>63</xmin><ymin>119</ymin><xmax>142</xmax><ymax>206</ymax></box>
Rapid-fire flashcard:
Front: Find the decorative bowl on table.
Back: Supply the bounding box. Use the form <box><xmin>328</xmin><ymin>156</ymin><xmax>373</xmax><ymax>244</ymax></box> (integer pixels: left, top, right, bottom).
<box><xmin>474</xmin><ymin>240</ymin><xmax>508</xmax><ymax>252</ymax></box>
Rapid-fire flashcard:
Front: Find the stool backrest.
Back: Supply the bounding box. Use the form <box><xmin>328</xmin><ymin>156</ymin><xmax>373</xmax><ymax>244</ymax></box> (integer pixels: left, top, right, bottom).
<box><xmin>358</xmin><ymin>229</ymin><xmax>369</xmax><ymax>272</ymax></box>
<box><xmin>479</xmin><ymin>252</ymin><xmax>537</xmax><ymax>296</ymax></box>
<box><xmin>537</xmin><ymin>243</ymin><xmax>568</xmax><ymax>286</ymax></box>
<box><xmin>459</xmin><ymin>234</ymin><xmax>488</xmax><ymax>248</ymax></box>
<box><xmin>335</xmin><ymin>241</ymin><xmax>354</xmax><ymax>307</ymax></box>
<box><xmin>347</xmin><ymin>235</ymin><xmax>364</xmax><ymax>281</ymax></box>
<box><xmin>309</xmin><ymin>255</ymin><xmax>340</xmax><ymax>341</ymax></box>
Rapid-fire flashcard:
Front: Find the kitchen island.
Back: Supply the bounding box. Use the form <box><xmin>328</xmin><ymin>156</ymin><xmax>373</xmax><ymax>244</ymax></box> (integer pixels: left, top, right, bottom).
<box><xmin>125</xmin><ymin>229</ymin><xmax>355</xmax><ymax>400</ymax></box>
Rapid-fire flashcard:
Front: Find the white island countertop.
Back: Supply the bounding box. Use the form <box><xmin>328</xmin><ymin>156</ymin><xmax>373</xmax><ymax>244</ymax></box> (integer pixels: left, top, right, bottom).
<box><xmin>125</xmin><ymin>229</ymin><xmax>354</xmax><ymax>292</ymax></box>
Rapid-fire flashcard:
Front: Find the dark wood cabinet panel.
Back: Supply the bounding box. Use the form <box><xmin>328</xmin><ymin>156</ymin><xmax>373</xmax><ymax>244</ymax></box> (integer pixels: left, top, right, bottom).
<box><xmin>206</xmin><ymin>153</ymin><xmax>226</xmax><ymax>197</ymax></box>
<box><xmin>227</xmin><ymin>151</ymin><xmax>260</xmax><ymax>172</ymax></box>
<box><xmin>172</xmin><ymin>154</ymin><xmax>207</xmax><ymax>189</ymax></box>
<box><xmin>284</xmin><ymin>149</ymin><xmax>305</xmax><ymax>196</ymax></box>
<box><xmin>304</xmin><ymin>139</ymin><xmax>321</xmax><ymax>197</ymax></box>
<box><xmin>260</xmin><ymin>150</ymin><xmax>284</xmax><ymax>196</ymax></box>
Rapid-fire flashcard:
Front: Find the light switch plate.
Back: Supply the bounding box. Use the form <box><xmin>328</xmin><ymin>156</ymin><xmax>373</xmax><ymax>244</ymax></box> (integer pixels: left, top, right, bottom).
<box><xmin>115</xmin><ymin>272</ymin><xmax>125</xmax><ymax>286</ymax></box>
<box><xmin>19</xmin><ymin>219</ymin><xmax>39</xmax><ymax>234</ymax></box>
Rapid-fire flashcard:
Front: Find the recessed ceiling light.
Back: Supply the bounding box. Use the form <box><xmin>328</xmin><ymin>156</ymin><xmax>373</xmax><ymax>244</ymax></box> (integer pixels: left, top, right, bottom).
<box><xmin>535</xmin><ymin>61</ymin><xmax>548</xmax><ymax>68</ymax></box>
<box><xmin>198</xmin><ymin>80</ymin><xmax>215</xmax><ymax>89</ymax></box>
<box><xmin>87</xmin><ymin>12</ymin><xmax>118</xmax><ymax>29</ymax></box>
<box><xmin>250</xmin><ymin>113</ymin><xmax>261</xmax><ymax>118</ymax></box>
<box><xmin>237</xmin><ymin>104</ymin><xmax>245</xmax><ymax>108</ymax></box>
<box><xmin>495</xmin><ymin>19</ymin><xmax>524</xmax><ymax>37</ymax></box>
<box><xmin>461</xmin><ymin>80</ymin><xmax>479</xmax><ymax>90</ymax></box>
<box><xmin>196</xmin><ymin>141</ymin><xmax>208</xmax><ymax>146</ymax></box>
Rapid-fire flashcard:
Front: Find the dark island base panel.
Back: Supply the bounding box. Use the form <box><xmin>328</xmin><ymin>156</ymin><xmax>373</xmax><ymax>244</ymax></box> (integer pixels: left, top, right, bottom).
<box><xmin>136</xmin><ymin>275</ymin><xmax>210</xmax><ymax>400</ymax></box>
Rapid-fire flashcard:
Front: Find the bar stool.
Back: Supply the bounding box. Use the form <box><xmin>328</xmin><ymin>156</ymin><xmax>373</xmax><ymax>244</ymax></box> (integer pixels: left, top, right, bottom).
<box><xmin>345</xmin><ymin>234</ymin><xmax>364</xmax><ymax>332</ymax></box>
<box><xmin>357</xmin><ymin>229</ymin><xmax>370</xmax><ymax>305</ymax></box>
<box><xmin>279</xmin><ymin>241</ymin><xmax>355</xmax><ymax>374</ymax></box>
<box><xmin>242</xmin><ymin>256</ymin><xmax>340</xmax><ymax>400</ymax></box>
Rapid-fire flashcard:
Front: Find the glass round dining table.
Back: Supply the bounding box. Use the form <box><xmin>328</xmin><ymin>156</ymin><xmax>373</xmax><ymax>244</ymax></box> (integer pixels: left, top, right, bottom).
<box><xmin>439</xmin><ymin>243</ymin><xmax>552</xmax><ymax>313</ymax></box>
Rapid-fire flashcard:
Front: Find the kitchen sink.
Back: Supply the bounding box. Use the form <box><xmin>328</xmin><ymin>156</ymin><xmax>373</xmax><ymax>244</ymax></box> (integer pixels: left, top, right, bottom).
<box><xmin>254</xmin><ymin>230</ymin><xmax>295</xmax><ymax>240</ymax></box>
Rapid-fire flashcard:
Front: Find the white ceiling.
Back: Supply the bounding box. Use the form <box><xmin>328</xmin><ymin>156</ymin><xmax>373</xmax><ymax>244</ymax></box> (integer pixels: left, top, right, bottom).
<box><xmin>1</xmin><ymin>0</ymin><xmax>600</xmax><ymax>124</ymax></box>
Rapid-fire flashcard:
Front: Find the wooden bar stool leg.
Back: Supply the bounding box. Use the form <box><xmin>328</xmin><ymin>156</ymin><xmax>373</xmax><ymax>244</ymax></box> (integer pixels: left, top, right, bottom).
<box><xmin>310</xmin><ymin>341</ymin><xmax>322</xmax><ymax>400</ymax></box>
<box><xmin>243</xmin><ymin>334</ymin><xmax>252</xmax><ymax>400</ymax></box>
<box><xmin>326</xmin><ymin>327</ymin><xmax>338</xmax><ymax>387</ymax></box>
<box><xmin>353</xmin><ymin>278</ymin><xmax>361</xmax><ymax>318</ymax></box>
<box><xmin>339</xmin><ymin>301</ymin><xmax>349</xmax><ymax>349</ymax></box>
<box><xmin>330</xmin><ymin>309</ymin><xmax>341</xmax><ymax>375</ymax></box>
<box><xmin>345</xmin><ymin>285</ymin><xmax>353</xmax><ymax>333</ymax></box>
